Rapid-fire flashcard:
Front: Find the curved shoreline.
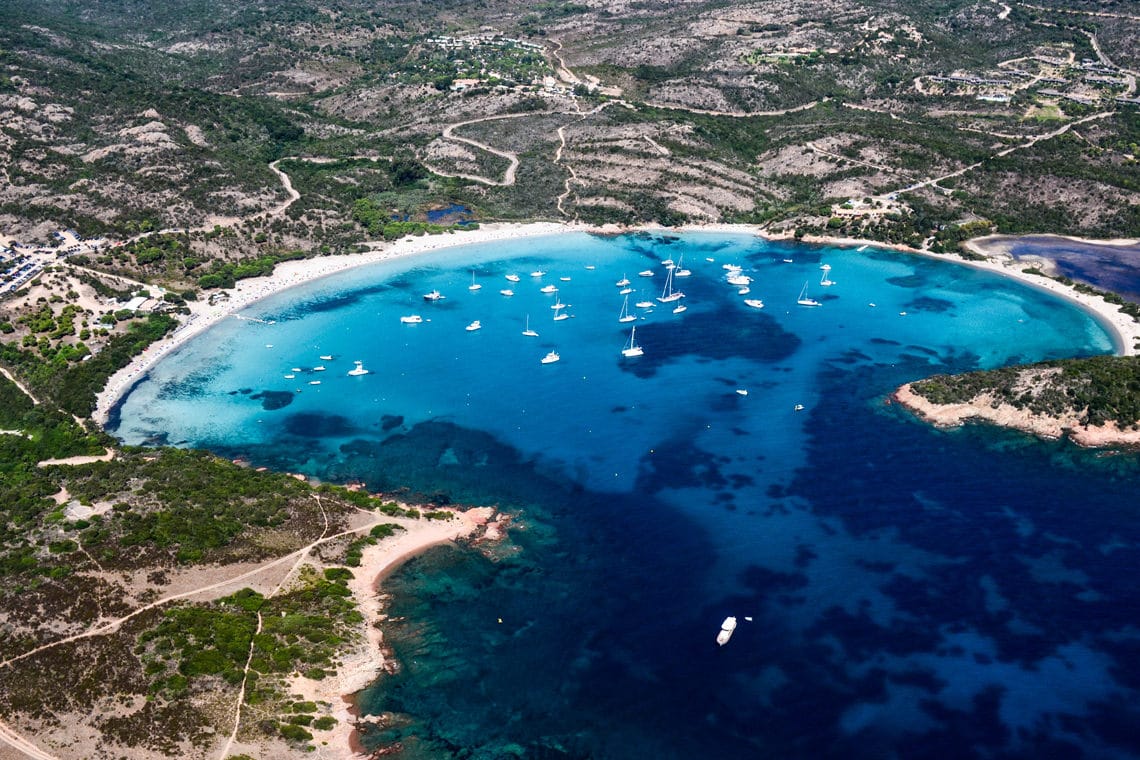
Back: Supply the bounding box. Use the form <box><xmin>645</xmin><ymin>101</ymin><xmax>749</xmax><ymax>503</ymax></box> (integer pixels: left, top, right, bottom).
<box><xmin>93</xmin><ymin>223</ymin><xmax>1140</xmax><ymax>426</ymax></box>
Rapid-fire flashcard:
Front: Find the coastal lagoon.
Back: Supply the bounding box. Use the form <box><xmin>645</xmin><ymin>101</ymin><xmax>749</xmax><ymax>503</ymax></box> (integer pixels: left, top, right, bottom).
<box><xmin>111</xmin><ymin>232</ymin><xmax>1140</xmax><ymax>758</ymax></box>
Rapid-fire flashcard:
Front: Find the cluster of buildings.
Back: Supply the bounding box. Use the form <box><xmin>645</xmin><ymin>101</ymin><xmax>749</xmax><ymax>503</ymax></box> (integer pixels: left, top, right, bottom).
<box><xmin>918</xmin><ymin>51</ymin><xmax>1138</xmax><ymax>108</ymax></box>
<box><xmin>1</xmin><ymin>229</ymin><xmax>110</xmax><ymax>296</ymax></box>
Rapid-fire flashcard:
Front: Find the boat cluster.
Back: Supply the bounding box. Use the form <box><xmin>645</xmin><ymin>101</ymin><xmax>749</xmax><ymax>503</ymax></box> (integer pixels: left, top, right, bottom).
<box><xmin>279</xmin><ymin>355</ymin><xmax>371</xmax><ymax>387</ymax></box>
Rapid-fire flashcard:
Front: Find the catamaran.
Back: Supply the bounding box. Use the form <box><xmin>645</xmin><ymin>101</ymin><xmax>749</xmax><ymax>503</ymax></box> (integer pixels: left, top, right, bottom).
<box><xmin>621</xmin><ymin>326</ymin><xmax>644</xmax><ymax>358</ymax></box>
<box><xmin>522</xmin><ymin>315</ymin><xmax>538</xmax><ymax>337</ymax></box>
<box><xmin>618</xmin><ymin>294</ymin><xmax>636</xmax><ymax>323</ymax></box>
<box><xmin>797</xmin><ymin>282</ymin><xmax>821</xmax><ymax>307</ymax></box>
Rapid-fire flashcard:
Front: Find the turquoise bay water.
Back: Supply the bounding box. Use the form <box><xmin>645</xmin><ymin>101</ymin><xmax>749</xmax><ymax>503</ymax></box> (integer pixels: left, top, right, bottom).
<box><xmin>111</xmin><ymin>232</ymin><xmax>1140</xmax><ymax>758</ymax></box>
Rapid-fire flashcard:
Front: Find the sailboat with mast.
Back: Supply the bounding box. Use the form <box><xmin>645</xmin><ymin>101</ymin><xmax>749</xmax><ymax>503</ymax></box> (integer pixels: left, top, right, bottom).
<box><xmin>657</xmin><ymin>266</ymin><xmax>684</xmax><ymax>303</ymax></box>
<box><xmin>618</xmin><ymin>294</ymin><xmax>636</xmax><ymax>323</ymax></box>
<box><xmin>468</xmin><ymin>270</ymin><xmax>482</xmax><ymax>291</ymax></box>
<box><xmin>797</xmin><ymin>281</ymin><xmax>821</xmax><ymax>307</ymax></box>
<box><xmin>820</xmin><ymin>267</ymin><xmax>835</xmax><ymax>287</ymax></box>
<box><xmin>622</xmin><ymin>326</ymin><xmax>644</xmax><ymax>358</ymax></box>
<box><xmin>522</xmin><ymin>314</ymin><xmax>538</xmax><ymax>337</ymax></box>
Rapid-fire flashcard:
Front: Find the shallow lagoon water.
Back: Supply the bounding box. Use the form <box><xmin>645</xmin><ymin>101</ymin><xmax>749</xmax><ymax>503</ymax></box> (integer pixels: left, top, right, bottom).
<box><xmin>111</xmin><ymin>232</ymin><xmax>1140</xmax><ymax>758</ymax></box>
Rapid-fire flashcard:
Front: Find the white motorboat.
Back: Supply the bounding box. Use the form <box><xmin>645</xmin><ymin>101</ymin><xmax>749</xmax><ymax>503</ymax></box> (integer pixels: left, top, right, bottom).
<box><xmin>400</xmin><ymin>314</ymin><xmax>423</xmax><ymax>324</ymax></box>
<box><xmin>505</xmin><ymin>273</ymin><xmax>521</xmax><ymax>282</ymax></box>
<box><xmin>672</xmin><ymin>304</ymin><xmax>687</xmax><ymax>314</ymax></box>
<box><xmin>465</xmin><ymin>320</ymin><xmax>482</xmax><ymax>331</ymax></box>
<box><xmin>348</xmin><ymin>361</ymin><xmax>369</xmax><ymax>376</ymax></box>
<box><xmin>638</xmin><ymin>270</ymin><xmax>654</xmax><ymax>277</ymax></box>
<box><xmin>500</xmin><ymin>288</ymin><xmax>514</xmax><ymax>296</ymax></box>
<box><xmin>726</xmin><ymin>274</ymin><xmax>752</xmax><ymax>286</ymax></box>
<box><xmin>540</xmin><ymin>284</ymin><xmax>558</xmax><ymax>294</ymax></box>
<box><xmin>738</xmin><ymin>287</ymin><xmax>751</xmax><ymax>295</ymax></box>
<box><xmin>744</xmin><ymin>299</ymin><xmax>765</xmax><ymax>309</ymax></box>
<box><xmin>423</xmin><ymin>290</ymin><xmax>445</xmax><ymax>301</ymax></box>
<box><xmin>312</xmin><ymin>365</ymin><xmax>326</xmax><ymax>372</ymax></box>
<box><xmin>319</xmin><ymin>355</ymin><xmax>333</xmax><ymax>361</ymax></box>
<box><xmin>621</xmin><ymin>326</ymin><xmax>643</xmax><ymax>358</ymax></box>
<box><xmin>541</xmin><ymin>351</ymin><xmax>560</xmax><ymax>364</ymax></box>
<box><xmin>559</xmin><ymin>276</ymin><xmax>572</xmax><ymax>282</ymax></box>
<box><xmin>530</xmin><ymin>270</ymin><xmax>546</xmax><ymax>277</ymax></box>
<box><xmin>716</xmin><ymin>616</ymin><xmax>737</xmax><ymax>646</ymax></box>
<box><xmin>284</xmin><ymin>374</ymin><xmax>295</xmax><ymax>379</ymax></box>
<box><xmin>616</xmin><ymin>275</ymin><xmax>631</xmax><ymax>287</ymax></box>
<box><xmin>309</xmin><ymin>380</ymin><xmax>322</xmax><ymax>386</ymax></box>
<box><xmin>635</xmin><ymin>300</ymin><xmax>654</xmax><ymax>309</ymax></box>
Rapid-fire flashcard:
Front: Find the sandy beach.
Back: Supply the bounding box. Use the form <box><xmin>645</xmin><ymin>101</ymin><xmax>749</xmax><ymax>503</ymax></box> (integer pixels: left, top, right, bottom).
<box><xmin>222</xmin><ymin>506</ymin><xmax>503</xmax><ymax>760</ymax></box>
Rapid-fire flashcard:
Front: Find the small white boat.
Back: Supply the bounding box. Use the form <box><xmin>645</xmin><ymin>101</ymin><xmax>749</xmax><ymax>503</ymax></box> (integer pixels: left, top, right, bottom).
<box><xmin>716</xmin><ymin>616</ymin><xmax>737</xmax><ymax>646</ymax></box>
<box><xmin>469</xmin><ymin>271</ymin><xmax>482</xmax><ymax>291</ymax></box>
<box><xmin>618</xmin><ymin>294</ymin><xmax>636</xmax><ymax>323</ymax></box>
<box><xmin>621</xmin><ymin>326</ymin><xmax>644</xmax><ymax>358</ymax></box>
<box><xmin>661</xmin><ymin>258</ymin><xmax>674</xmax><ymax>267</ymax></box>
<box><xmin>673</xmin><ymin>255</ymin><xmax>690</xmax><ymax>277</ymax></box>
<box><xmin>423</xmin><ymin>290</ymin><xmax>445</xmax><ymax>301</ymax></box>
<box><xmin>284</xmin><ymin>374</ymin><xmax>295</xmax><ymax>379</ymax></box>
<box><xmin>738</xmin><ymin>287</ymin><xmax>751</xmax><ymax>295</ymax></box>
<box><xmin>522</xmin><ymin>315</ymin><xmax>539</xmax><ymax>337</ymax></box>
<box><xmin>820</xmin><ymin>269</ymin><xmax>834</xmax><ymax>287</ymax></box>
<box><xmin>638</xmin><ymin>270</ymin><xmax>654</xmax><ymax>277</ymax></box>
<box><xmin>291</xmin><ymin>367</ymin><xmax>302</xmax><ymax>372</ymax></box>
<box><xmin>619</xmin><ymin>287</ymin><xmax>633</xmax><ymax>295</ymax></box>
<box><xmin>869</xmin><ymin>303</ymin><xmax>877</xmax><ymax>308</ymax></box>
<box><xmin>782</xmin><ymin>258</ymin><xmax>794</xmax><ymax>263</ymax></box>
<box><xmin>857</xmin><ymin>244</ymin><xmax>869</xmax><ymax>252</ymax></box>
<box><xmin>899</xmin><ymin>311</ymin><xmax>907</xmax><ymax>316</ymax></box>
<box><xmin>309</xmin><ymin>380</ymin><xmax>322</xmax><ymax>386</ymax></box>
<box><xmin>726</xmin><ymin>274</ymin><xmax>752</xmax><ymax>286</ymax></box>
<box><xmin>348</xmin><ymin>361</ymin><xmax>369</xmax><ymax>376</ymax></box>
<box><xmin>723</xmin><ymin>264</ymin><xmax>742</xmax><ymax>272</ymax></box>
<box><xmin>319</xmin><ymin>355</ymin><xmax>333</xmax><ymax>361</ymax></box>
<box><xmin>265</xmin><ymin>344</ymin><xmax>273</xmax><ymax>348</ymax></box>
<box><xmin>585</xmin><ymin>265</ymin><xmax>596</xmax><ymax>270</ymax></box>
<box><xmin>505</xmin><ymin>273</ymin><xmax>521</xmax><ymax>282</ymax></box>
<box><xmin>313</xmin><ymin>366</ymin><xmax>326</xmax><ymax>372</ymax></box>
<box><xmin>820</xmin><ymin>263</ymin><xmax>831</xmax><ymax>271</ymax></box>
<box><xmin>616</xmin><ymin>275</ymin><xmax>631</xmax><ymax>287</ymax></box>
<box><xmin>551</xmin><ymin>297</ymin><xmax>567</xmax><ymax>310</ymax></box>
<box><xmin>553</xmin><ymin>305</ymin><xmax>570</xmax><ymax>321</ymax></box>
<box><xmin>744</xmin><ymin>299</ymin><xmax>765</xmax><ymax>309</ymax></box>
<box><xmin>636</xmin><ymin>300</ymin><xmax>654</xmax><ymax>309</ymax></box>
<box><xmin>794</xmin><ymin>404</ymin><xmax>805</xmax><ymax>411</ymax></box>
<box><xmin>500</xmin><ymin>288</ymin><xmax>514</xmax><ymax>297</ymax></box>
<box><xmin>736</xmin><ymin>389</ymin><xmax>748</xmax><ymax>396</ymax></box>
<box><xmin>541</xmin><ymin>351</ymin><xmax>560</xmax><ymax>364</ymax></box>
<box><xmin>540</xmin><ymin>284</ymin><xmax>558</xmax><ymax>294</ymax></box>
<box><xmin>465</xmin><ymin>320</ymin><xmax>482</xmax><ymax>332</ymax></box>
<box><xmin>400</xmin><ymin>315</ymin><xmax>423</xmax><ymax>324</ymax></box>
<box><xmin>530</xmin><ymin>270</ymin><xmax>546</xmax><ymax>277</ymax></box>
<box><xmin>797</xmin><ymin>282</ymin><xmax>821</xmax><ymax>307</ymax></box>
<box><xmin>672</xmin><ymin>304</ymin><xmax>687</xmax><ymax>314</ymax></box>
<box><xmin>559</xmin><ymin>276</ymin><xmax>571</xmax><ymax>282</ymax></box>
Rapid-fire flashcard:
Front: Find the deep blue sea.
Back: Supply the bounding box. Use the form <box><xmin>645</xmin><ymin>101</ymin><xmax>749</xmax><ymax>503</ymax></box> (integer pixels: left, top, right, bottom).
<box><xmin>110</xmin><ymin>232</ymin><xmax>1140</xmax><ymax>759</ymax></box>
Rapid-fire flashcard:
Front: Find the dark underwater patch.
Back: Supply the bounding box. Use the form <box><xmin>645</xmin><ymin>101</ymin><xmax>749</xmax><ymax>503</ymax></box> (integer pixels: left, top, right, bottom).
<box><xmin>250</xmin><ymin>390</ymin><xmax>294</xmax><ymax>411</ymax></box>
